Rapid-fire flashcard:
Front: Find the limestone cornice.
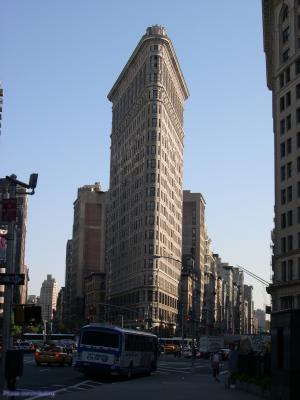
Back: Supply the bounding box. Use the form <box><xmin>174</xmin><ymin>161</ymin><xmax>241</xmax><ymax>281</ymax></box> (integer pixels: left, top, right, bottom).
<box><xmin>108</xmin><ymin>28</ymin><xmax>189</xmax><ymax>102</ymax></box>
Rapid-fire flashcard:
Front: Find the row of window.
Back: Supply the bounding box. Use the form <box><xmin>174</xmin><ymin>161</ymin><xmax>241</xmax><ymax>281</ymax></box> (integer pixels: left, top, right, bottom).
<box><xmin>279</xmin><ymin>207</ymin><xmax>300</xmax><ymax>228</ymax></box>
<box><xmin>281</xmin><ymin>259</ymin><xmax>300</xmax><ymax>281</ymax></box>
<box><xmin>280</xmin><ymin>157</ymin><xmax>300</xmax><ymax>181</ymax></box>
<box><xmin>279</xmin><ymin>60</ymin><xmax>300</xmax><ymax>90</ymax></box>
<box><xmin>280</xmin><ymin>181</ymin><xmax>300</xmax><ymax>204</ymax></box>
<box><xmin>281</xmin><ymin>232</ymin><xmax>300</xmax><ymax>252</ymax></box>
<box><xmin>280</xmin><ymin>84</ymin><xmax>300</xmax><ymax>112</ymax></box>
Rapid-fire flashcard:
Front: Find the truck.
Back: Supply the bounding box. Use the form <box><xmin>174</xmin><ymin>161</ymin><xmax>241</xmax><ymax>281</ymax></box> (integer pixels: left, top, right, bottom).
<box><xmin>199</xmin><ymin>336</ymin><xmax>224</xmax><ymax>358</ymax></box>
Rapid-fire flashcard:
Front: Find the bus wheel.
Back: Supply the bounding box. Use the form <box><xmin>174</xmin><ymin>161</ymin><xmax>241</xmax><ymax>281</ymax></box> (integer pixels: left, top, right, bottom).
<box><xmin>127</xmin><ymin>364</ymin><xmax>133</xmax><ymax>380</ymax></box>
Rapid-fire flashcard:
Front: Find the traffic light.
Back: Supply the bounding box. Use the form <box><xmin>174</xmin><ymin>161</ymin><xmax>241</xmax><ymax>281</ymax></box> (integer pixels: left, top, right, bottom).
<box><xmin>24</xmin><ymin>305</ymin><xmax>42</xmax><ymax>324</ymax></box>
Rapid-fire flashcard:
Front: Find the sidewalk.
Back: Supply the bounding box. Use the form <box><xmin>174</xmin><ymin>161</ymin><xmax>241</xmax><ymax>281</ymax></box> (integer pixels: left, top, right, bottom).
<box><xmin>36</xmin><ymin>373</ymin><xmax>261</xmax><ymax>400</ymax></box>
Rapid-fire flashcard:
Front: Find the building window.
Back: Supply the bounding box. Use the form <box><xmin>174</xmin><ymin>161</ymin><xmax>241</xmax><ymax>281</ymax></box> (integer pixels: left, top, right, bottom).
<box><xmin>288</xmin><ymin>260</ymin><xmax>293</xmax><ymax>280</ymax></box>
<box><xmin>282</xmin><ymin>6</ymin><xmax>289</xmax><ymax>22</ymax></box>
<box><xmin>287</xmin><ymin>185</ymin><xmax>293</xmax><ymax>201</ymax></box>
<box><xmin>297</xmin><ymin>108</ymin><xmax>300</xmax><ymax>124</ymax></box>
<box><xmin>281</xmin><ymin>189</ymin><xmax>286</xmax><ymax>204</ymax></box>
<box><xmin>280</xmin><ymin>96</ymin><xmax>285</xmax><ymax>111</ymax></box>
<box><xmin>286</xmin><ymin>91</ymin><xmax>291</xmax><ymax>106</ymax></box>
<box><xmin>280</xmin><ymin>296</ymin><xmax>294</xmax><ymax>310</ymax></box>
<box><xmin>288</xmin><ymin>234</ymin><xmax>293</xmax><ymax>250</ymax></box>
<box><xmin>281</xmin><ymin>142</ymin><xmax>285</xmax><ymax>157</ymax></box>
<box><xmin>285</xmin><ymin>67</ymin><xmax>291</xmax><ymax>83</ymax></box>
<box><xmin>297</xmin><ymin>84</ymin><xmax>300</xmax><ymax>99</ymax></box>
<box><xmin>281</xmin><ymin>213</ymin><xmax>286</xmax><ymax>228</ymax></box>
<box><xmin>287</xmin><ymin>138</ymin><xmax>292</xmax><ymax>153</ymax></box>
<box><xmin>298</xmin><ymin>207</ymin><xmax>300</xmax><ymax>223</ymax></box>
<box><xmin>297</xmin><ymin>59</ymin><xmax>300</xmax><ymax>75</ymax></box>
<box><xmin>298</xmin><ymin>132</ymin><xmax>300</xmax><ymax>148</ymax></box>
<box><xmin>283</xmin><ymin>48</ymin><xmax>290</xmax><ymax>63</ymax></box>
<box><xmin>287</xmin><ymin>162</ymin><xmax>292</xmax><ymax>178</ymax></box>
<box><xmin>282</xmin><ymin>27</ymin><xmax>290</xmax><ymax>43</ymax></box>
<box><xmin>281</xmin><ymin>237</ymin><xmax>286</xmax><ymax>253</ymax></box>
<box><xmin>280</xmin><ymin>73</ymin><xmax>284</xmax><ymax>88</ymax></box>
<box><xmin>298</xmin><ymin>157</ymin><xmax>300</xmax><ymax>173</ymax></box>
<box><xmin>288</xmin><ymin>210</ymin><xmax>293</xmax><ymax>226</ymax></box>
<box><xmin>282</xmin><ymin>261</ymin><xmax>287</xmax><ymax>281</ymax></box>
<box><xmin>281</xmin><ymin>165</ymin><xmax>286</xmax><ymax>181</ymax></box>
<box><xmin>286</xmin><ymin>114</ymin><xmax>292</xmax><ymax>130</ymax></box>
<box><xmin>280</xmin><ymin>119</ymin><xmax>285</xmax><ymax>134</ymax></box>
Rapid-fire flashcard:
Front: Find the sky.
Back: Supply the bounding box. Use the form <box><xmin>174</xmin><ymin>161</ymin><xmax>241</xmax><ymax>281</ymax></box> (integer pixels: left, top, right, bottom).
<box><xmin>0</xmin><ymin>1</ymin><xmax>272</xmax><ymax>310</ymax></box>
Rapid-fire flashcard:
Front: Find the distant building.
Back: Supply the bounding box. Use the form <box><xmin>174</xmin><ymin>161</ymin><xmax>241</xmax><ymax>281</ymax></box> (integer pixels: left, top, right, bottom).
<box><xmin>68</xmin><ymin>183</ymin><xmax>107</xmax><ymax>321</ymax></box>
<box><xmin>63</xmin><ymin>240</ymin><xmax>73</xmax><ymax>322</ymax></box>
<box><xmin>27</xmin><ymin>294</ymin><xmax>39</xmax><ymax>304</ymax></box>
<box><xmin>244</xmin><ymin>285</ymin><xmax>254</xmax><ymax>334</ymax></box>
<box><xmin>39</xmin><ymin>274</ymin><xmax>58</xmax><ymax>322</ymax></box>
<box><xmin>55</xmin><ymin>287</ymin><xmax>65</xmax><ymax>325</ymax></box>
<box><xmin>181</xmin><ymin>190</ymin><xmax>206</xmax><ymax>337</ymax></box>
<box><xmin>254</xmin><ymin>308</ymin><xmax>266</xmax><ymax>333</ymax></box>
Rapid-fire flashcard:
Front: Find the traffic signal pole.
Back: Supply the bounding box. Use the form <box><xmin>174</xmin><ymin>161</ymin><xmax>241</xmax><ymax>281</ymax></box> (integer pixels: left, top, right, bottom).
<box><xmin>0</xmin><ymin>183</ymin><xmax>16</xmax><ymax>390</ymax></box>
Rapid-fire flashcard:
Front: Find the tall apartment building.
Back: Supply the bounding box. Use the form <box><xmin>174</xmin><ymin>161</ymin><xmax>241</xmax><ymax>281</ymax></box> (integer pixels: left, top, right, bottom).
<box><xmin>68</xmin><ymin>183</ymin><xmax>107</xmax><ymax>321</ymax></box>
<box><xmin>39</xmin><ymin>274</ymin><xmax>58</xmax><ymax>322</ymax></box>
<box><xmin>181</xmin><ymin>190</ymin><xmax>206</xmax><ymax>337</ymax></box>
<box><xmin>263</xmin><ymin>0</ymin><xmax>300</xmax><ymax>311</ymax></box>
<box><xmin>107</xmin><ymin>26</ymin><xmax>189</xmax><ymax>332</ymax></box>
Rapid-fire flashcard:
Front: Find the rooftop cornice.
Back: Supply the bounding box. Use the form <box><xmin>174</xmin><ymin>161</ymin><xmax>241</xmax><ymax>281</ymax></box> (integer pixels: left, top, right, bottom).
<box><xmin>108</xmin><ymin>27</ymin><xmax>189</xmax><ymax>102</ymax></box>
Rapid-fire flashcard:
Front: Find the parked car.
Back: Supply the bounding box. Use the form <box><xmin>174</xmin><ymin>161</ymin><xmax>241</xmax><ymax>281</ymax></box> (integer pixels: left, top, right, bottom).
<box><xmin>35</xmin><ymin>345</ymin><xmax>73</xmax><ymax>366</ymax></box>
<box><xmin>17</xmin><ymin>341</ymin><xmax>35</xmax><ymax>352</ymax></box>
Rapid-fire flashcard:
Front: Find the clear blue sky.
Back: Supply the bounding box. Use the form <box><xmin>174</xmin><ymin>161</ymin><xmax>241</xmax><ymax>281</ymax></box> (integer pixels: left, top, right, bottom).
<box><xmin>0</xmin><ymin>1</ymin><xmax>272</xmax><ymax>309</ymax></box>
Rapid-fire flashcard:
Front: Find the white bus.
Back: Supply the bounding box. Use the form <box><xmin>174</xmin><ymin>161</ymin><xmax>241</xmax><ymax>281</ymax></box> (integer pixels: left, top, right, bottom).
<box><xmin>75</xmin><ymin>324</ymin><xmax>158</xmax><ymax>378</ymax></box>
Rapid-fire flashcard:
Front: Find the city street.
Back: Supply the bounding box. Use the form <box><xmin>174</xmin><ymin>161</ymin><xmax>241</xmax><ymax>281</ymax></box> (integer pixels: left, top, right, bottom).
<box><xmin>10</xmin><ymin>354</ymin><xmax>259</xmax><ymax>400</ymax></box>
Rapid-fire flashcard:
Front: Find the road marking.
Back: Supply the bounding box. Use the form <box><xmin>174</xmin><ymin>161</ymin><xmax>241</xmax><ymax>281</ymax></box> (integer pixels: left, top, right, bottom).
<box><xmin>51</xmin><ymin>384</ymin><xmax>65</xmax><ymax>387</ymax></box>
<box><xmin>39</xmin><ymin>369</ymin><xmax>50</xmax><ymax>372</ymax></box>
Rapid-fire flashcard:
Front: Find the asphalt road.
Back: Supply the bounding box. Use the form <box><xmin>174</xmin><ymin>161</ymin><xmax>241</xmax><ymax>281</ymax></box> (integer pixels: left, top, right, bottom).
<box><xmin>9</xmin><ymin>353</ymin><xmax>233</xmax><ymax>400</ymax></box>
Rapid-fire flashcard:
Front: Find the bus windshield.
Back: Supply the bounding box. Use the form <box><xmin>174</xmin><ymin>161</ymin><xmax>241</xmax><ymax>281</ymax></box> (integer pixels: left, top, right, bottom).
<box><xmin>81</xmin><ymin>330</ymin><xmax>119</xmax><ymax>349</ymax></box>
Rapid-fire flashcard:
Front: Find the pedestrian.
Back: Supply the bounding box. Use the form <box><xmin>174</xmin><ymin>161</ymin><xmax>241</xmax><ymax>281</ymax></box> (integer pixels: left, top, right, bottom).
<box><xmin>211</xmin><ymin>351</ymin><xmax>221</xmax><ymax>382</ymax></box>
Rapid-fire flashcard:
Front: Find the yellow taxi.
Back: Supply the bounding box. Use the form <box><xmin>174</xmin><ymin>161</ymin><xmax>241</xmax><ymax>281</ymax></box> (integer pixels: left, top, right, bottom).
<box><xmin>35</xmin><ymin>345</ymin><xmax>73</xmax><ymax>367</ymax></box>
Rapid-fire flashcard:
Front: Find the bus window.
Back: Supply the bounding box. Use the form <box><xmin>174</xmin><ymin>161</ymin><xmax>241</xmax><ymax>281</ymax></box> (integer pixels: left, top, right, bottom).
<box><xmin>81</xmin><ymin>331</ymin><xmax>119</xmax><ymax>348</ymax></box>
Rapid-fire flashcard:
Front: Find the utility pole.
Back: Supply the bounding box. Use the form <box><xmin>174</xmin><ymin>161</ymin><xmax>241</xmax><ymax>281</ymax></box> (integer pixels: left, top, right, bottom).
<box><xmin>0</xmin><ymin>181</ymin><xmax>16</xmax><ymax>390</ymax></box>
<box><xmin>0</xmin><ymin>173</ymin><xmax>38</xmax><ymax>390</ymax></box>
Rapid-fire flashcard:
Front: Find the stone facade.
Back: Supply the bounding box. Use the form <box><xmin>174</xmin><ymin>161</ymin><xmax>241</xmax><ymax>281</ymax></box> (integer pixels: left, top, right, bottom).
<box><xmin>84</xmin><ymin>272</ymin><xmax>106</xmax><ymax>323</ymax></box>
<box><xmin>263</xmin><ymin>0</ymin><xmax>300</xmax><ymax>312</ymax></box>
<box><xmin>107</xmin><ymin>26</ymin><xmax>189</xmax><ymax>331</ymax></box>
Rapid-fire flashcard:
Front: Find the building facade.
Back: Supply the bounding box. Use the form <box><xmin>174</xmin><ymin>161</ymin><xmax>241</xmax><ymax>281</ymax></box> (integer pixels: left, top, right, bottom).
<box><xmin>180</xmin><ymin>190</ymin><xmax>206</xmax><ymax>337</ymax></box>
<box><xmin>68</xmin><ymin>183</ymin><xmax>107</xmax><ymax>321</ymax></box>
<box><xmin>39</xmin><ymin>274</ymin><xmax>58</xmax><ymax>322</ymax></box>
<box><xmin>84</xmin><ymin>272</ymin><xmax>106</xmax><ymax>323</ymax></box>
<box><xmin>107</xmin><ymin>26</ymin><xmax>189</xmax><ymax>332</ymax></box>
<box><xmin>263</xmin><ymin>0</ymin><xmax>300</xmax><ymax>311</ymax></box>
<box><xmin>63</xmin><ymin>239</ymin><xmax>73</xmax><ymax>322</ymax></box>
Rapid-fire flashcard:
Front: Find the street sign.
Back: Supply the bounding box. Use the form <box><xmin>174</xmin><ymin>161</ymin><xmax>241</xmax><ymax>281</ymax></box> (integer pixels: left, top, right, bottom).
<box><xmin>0</xmin><ymin>273</ymin><xmax>25</xmax><ymax>285</ymax></box>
